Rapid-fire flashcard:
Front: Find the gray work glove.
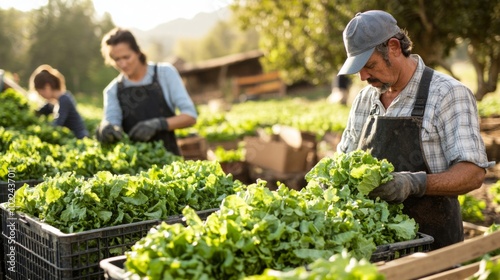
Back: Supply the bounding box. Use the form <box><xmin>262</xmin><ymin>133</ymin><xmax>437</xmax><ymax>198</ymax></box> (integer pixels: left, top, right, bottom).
<box><xmin>128</xmin><ymin>117</ymin><xmax>168</xmax><ymax>142</ymax></box>
<box><xmin>368</xmin><ymin>171</ymin><xmax>427</xmax><ymax>203</ymax></box>
<box><xmin>96</xmin><ymin>122</ymin><xmax>123</xmax><ymax>144</ymax></box>
<box><xmin>35</xmin><ymin>103</ymin><xmax>54</xmax><ymax>117</ymax></box>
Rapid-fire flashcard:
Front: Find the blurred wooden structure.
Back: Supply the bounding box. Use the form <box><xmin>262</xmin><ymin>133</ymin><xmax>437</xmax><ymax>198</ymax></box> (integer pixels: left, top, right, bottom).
<box><xmin>175</xmin><ymin>50</ymin><xmax>264</xmax><ymax>103</ymax></box>
<box><xmin>177</xmin><ymin>135</ymin><xmax>207</xmax><ymax>160</ymax></box>
<box><xmin>480</xmin><ymin>117</ymin><xmax>500</xmax><ymax>162</ymax></box>
<box><xmin>232</xmin><ymin>71</ymin><xmax>286</xmax><ymax>100</ymax></box>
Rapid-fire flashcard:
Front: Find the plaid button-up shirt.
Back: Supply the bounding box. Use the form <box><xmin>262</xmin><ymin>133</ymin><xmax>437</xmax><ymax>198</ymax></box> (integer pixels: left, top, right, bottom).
<box><xmin>337</xmin><ymin>55</ymin><xmax>493</xmax><ymax>173</ymax></box>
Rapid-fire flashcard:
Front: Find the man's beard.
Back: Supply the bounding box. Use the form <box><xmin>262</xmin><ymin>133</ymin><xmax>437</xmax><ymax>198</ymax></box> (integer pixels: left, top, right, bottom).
<box><xmin>367</xmin><ymin>78</ymin><xmax>391</xmax><ymax>94</ymax></box>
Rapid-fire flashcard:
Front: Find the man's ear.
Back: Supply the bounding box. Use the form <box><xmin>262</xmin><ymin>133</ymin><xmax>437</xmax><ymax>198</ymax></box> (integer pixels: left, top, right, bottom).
<box><xmin>387</xmin><ymin>38</ymin><xmax>402</xmax><ymax>57</ymax></box>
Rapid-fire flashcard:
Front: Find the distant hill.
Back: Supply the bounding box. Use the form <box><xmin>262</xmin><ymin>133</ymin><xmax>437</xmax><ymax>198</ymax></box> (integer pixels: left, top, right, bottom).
<box><xmin>130</xmin><ymin>7</ymin><xmax>231</xmax><ymax>59</ymax></box>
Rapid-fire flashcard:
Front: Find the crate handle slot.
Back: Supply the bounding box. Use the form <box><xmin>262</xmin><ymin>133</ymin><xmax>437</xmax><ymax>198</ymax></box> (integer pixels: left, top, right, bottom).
<box><xmin>17</xmin><ymin>217</ymin><xmax>29</xmax><ymax>226</ymax></box>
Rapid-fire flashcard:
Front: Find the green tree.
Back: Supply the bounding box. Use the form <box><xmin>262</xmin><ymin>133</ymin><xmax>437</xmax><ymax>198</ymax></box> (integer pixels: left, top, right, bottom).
<box><xmin>231</xmin><ymin>0</ymin><xmax>500</xmax><ymax>98</ymax></box>
<box><xmin>173</xmin><ymin>38</ymin><xmax>199</xmax><ymax>62</ymax></box>
<box><xmin>231</xmin><ymin>0</ymin><xmax>355</xmax><ymax>85</ymax></box>
<box><xmin>199</xmin><ymin>21</ymin><xmax>238</xmax><ymax>60</ymax></box>
<box><xmin>174</xmin><ymin>18</ymin><xmax>259</xmax><ymax>62</ymax></box>
<box><xmin>0</xmin><ymin>8</ymin><xmax>30</xmax><ymax>76</ymax></box>
<box><xmin>376</xmin><ymin>0</ymin><xmax>500</xmax><ymax>100</ymax></box>
<box><xmin>27</xmin><ymin>0</ymin><xmax>115</xmax><ymax>94</ymax></box>
<box><xmin>86</xmin><ymin>12</ymin><xmax>117</xmax><ymax>94</ymax></box>
<box><xmin>454</xmin><ymin>0</ymin><xmax>500</xmax><ymax>100</ymax></box>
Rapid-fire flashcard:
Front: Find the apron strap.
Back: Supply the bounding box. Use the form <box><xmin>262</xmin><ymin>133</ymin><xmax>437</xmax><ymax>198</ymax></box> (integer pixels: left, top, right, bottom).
<box><xmin>411</xmin><ymin>66</ymin><xmax>434</xmax><ymax>117</ymax></box>
<box><xmin>117</xmin><ymin>75</ymin><xmax>124</xmax><ymax>91</ymax></box>
<box><xmin>152</xmin><ymin>64</ymin><xmax>158</xmax><ymax>83</ymax></box>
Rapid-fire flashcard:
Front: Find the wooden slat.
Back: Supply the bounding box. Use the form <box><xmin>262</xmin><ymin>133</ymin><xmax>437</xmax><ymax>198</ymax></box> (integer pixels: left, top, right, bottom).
<box><xmin>419</xmin><ymin>255</ymin><xmax>500</xmax><ymax>280</ymax></box>
<box><xmin>377</xmin><ymin>230</ymin><xmax>500</xmax><ymax>280</ymax></box>
<box><xmin>245</xmin><ymin>80</ymin><xmax>285</xmax><ymax>95</ymax></box>
<box><xmin>463</xmin><ymin>221</ymin><xmax>489</xmax><ymax>232</ymax></box>
<box><xmin>232</xmin><ymin>71</ymin><xmax>287</xmax><ymax>98</ymax></box>
<box><xmin>235</xmin><ymin>72</ymin><xmax>281</xmax><ymax>86</ymax></box>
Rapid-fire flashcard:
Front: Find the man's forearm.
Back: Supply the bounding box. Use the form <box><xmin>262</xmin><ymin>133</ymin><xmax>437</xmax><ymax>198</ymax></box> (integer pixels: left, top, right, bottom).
<box><xmin>425</xmin><ymin>162</ymin><xmax>485</xmax><ymax>196</ymax></box>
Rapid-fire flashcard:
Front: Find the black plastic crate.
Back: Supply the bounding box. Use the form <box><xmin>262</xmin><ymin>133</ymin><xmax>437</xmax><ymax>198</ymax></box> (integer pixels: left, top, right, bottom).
<box><xmin>99</xmin><ymin>256</ymin><xmax>130</xmax><ymax>280</ymax></box>
<box><xmin>100</xmin><ymin>233</ymin><xmax>434</xmax><ymax>279</ymax></box>
<box><xmin>370</xmin><ymin>232</ymin><xmax>434</xmax><ymax>263</ymax></box>
<box><xmin>0</xmin><ymin>179</ymin><xmax>43</xmax><ymax>279</ymax></box>
<box><xmin>0</xmin><ymin>179</ymin><xmax>43</xmax><ymax>203</ymax></box>
<box><xmin>0</xmin><ymin>204</ymin><xmax>218</xmax><ymax>280</ymax></box>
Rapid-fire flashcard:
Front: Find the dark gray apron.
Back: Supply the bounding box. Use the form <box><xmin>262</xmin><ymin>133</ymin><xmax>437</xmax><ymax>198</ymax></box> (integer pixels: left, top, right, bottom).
<box><xmin>117</xmin><ymin>65</ymin><xmax>181</xmax><ymax>155</ymax></box>
<box><xmin>357</xmin><ymin>67</ymin><xmax>463</xmax><ymax>250</ymax></box>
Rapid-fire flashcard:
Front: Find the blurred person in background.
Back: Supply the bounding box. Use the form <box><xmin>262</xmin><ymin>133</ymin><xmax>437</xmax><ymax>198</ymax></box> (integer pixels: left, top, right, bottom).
<box><xmin>1</xmin><ymin>70</ymin><xmax>24</xmax><ymax>94</ymax></box>
<box><xmin>336</xmin><ymin>10</ymin><xmax>493</xmax><ymax>250</ymax></box>
<box><xmin>327</xmin><ymin>74</ymin><xmax>352</xmax><ymax>105</ymax></box>
<box><xmin>29</xmin><ymin>64</ymin><xmax>89</xmax><ymax>139</ymax></box>
<box><xmin>96</xmin><ymin>27</ymin><xmax>197</xmax><ymax>155</ymax></box>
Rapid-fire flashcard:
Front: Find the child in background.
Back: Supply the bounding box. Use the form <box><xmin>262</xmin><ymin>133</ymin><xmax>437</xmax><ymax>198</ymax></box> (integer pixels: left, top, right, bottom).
<box><xmin>29</xmin><ymin>64</ymin><xmax>89</xmax><ymax>139</ymax></box>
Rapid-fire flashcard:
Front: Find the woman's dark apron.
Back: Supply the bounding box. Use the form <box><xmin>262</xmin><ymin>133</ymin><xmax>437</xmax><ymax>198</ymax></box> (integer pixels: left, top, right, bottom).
<box><xmin>117</xmin><ymin>65</ymin><xmax>181</xmax><ymax>155</ymax></box>
<box><xmin>357</xmin><ymin>67</ymin><xmax>463</xmax><ymax>250</ymax></box>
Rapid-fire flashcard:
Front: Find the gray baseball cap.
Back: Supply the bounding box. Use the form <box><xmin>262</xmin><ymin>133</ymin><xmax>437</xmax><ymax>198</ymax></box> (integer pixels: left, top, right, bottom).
<box><xmin>338</xmin><ymin>10</ymin><xmax>401</xmax><ymax>75</ymax></box>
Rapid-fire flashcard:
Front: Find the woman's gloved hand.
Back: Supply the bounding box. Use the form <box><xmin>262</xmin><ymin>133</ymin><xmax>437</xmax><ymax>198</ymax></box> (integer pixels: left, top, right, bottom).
<box><xmin>368</xmin><ymin>171</ymin><xmax>427</xmax><ymax>203</ymax></box>
<box><xmin>96</xmin><ymin>122</ymin><xmax>123</xmax><ymax>144</ymax></box>
<box><xmin>128</xmin><ymin>117</ymin><xmax>168</xmax><ymax>142</ymax></box>
<box><xmin>35</xmin><ymin>103</ymin><xmax>55</xmax><ymax>117</ymax></box>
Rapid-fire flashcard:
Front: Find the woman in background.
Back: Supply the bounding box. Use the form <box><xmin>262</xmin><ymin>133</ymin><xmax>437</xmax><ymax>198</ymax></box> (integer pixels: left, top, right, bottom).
<box><xmin>30</xmin><ymin>64</ymin><xmax>89</xmax><ymax>139</ymax></box>
<box><xmin>96</xmin><ymin>28</ymin><xmax>197</xmax><ymax>155</ymax></box>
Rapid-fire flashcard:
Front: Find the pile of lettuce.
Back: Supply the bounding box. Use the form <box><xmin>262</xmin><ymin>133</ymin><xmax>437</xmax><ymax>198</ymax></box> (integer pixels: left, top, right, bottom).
<box><xmin>246</xmin><ymin>250</ymin><xmax>384</xmax><ymax>280</ymax></box>
<box><xmin>0</xmin><ymin>131</ymin><xmax>180</xmax><ymax>180</ymax></box>
<box><xmin>11</xmin><ymin>160</ymin><xmax>242</xmax><ymax>233</ymax></box>
<box><xmin>124</xmin><ymin>150</ymin><xmax>417</xmax><ymax>279</ymax></box>
<box><xmin>0</xmin><ymin>88</ymin><xmax>181</xmax><ymax>181</ymax></box>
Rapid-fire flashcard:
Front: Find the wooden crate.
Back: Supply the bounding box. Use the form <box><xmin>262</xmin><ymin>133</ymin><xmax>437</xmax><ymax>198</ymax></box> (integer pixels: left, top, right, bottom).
<box><xmin>232</xmin><ymin>71</ymin><xmax>287</xmax><ymax>100</ymax></box>
<box><xmin>482</xmin><ymin>131</ymin><xmax>500</xmax><ymax>162</ymax></box>
<box><xmin>377</xmin><ymin>230</ymin><xmax>500</xmax><ymax>280</ymax></box>
<box><xmin>207</xmin><ymin>139</ymin><xmax>241</xmax><ymax>151</ymax></box>
<box><xmin>220</xmin><ymin>161</ymin><xmax>250</xmax><ymax>184</ymax></box>
<box><xmin>420</xmin><ymin>255</ymin><xmax>500</xmax><ymax>280</ymax></box>
<box><xmin>177</xmin><ymin>135</ymin><xmax>207</xmax><ymax>160</ymax></box>
<box><xmin>247</xmin><ymin>164</ymin><xmax>307</xmax><ymax>191</ymax></box>
<box><xmin>480</xmin><ymin>117</ymin><xmax>500</xmax><ymax>132</ymax></box>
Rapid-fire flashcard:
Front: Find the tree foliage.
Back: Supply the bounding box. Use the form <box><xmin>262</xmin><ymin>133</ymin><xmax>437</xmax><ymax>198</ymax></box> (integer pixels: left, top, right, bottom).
<box><xmin>231</xmin><ymin>0</ymin><xmax>357</xmax><ymax>85</ymax></box>
<box><xmin>375</xmin><ymin>0</ymin><xmax>500</xmax><ymax>100</ymax></box>
<box><xmin>27</xmin><ymin>0</ymin><xmax>116</xmax><ymax>94</ymax></box>
<box><xmin>0</xmin><ymin>8</ymin><xmax>31</xmax><ymax>76</ymax></box>
<box><xmin>174</xmin><ymin>18</ymin><xmax>259</xmax><ymax>62</ymax></box>
<box><xmin>453</xmin><ymin>0</ymin><xmax>500</xmax><ymax>100</ymax></box>
<box><xmin>2</xmin><ymin>0</ymin><xmax>498</xmax><ymax>99</ymax></box>
<box><xmin>0</xmin><ymin>0</ymin><xmax>116</xmax><ymax>95</ymax></box>
<box><xmin>231</xmin><ymin>0</ymin><xmax>500</xmax><ymax>98</ymax></box>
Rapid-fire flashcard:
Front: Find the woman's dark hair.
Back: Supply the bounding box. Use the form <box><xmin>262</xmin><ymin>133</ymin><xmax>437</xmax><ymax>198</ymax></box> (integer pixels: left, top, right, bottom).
<box><xmin>29</xmin><ymin>64</ymin><xmax>66</xmax><ymax>92</ymax></box>
<box><xmin>375</xmin><ymin>29</ymin><xmax>413</xmax><ymax>66</ymax></box>
<box><xmin>101</xmin><ymin>28</ymin><xmax>147</xmax><ymax>66</ymax></box>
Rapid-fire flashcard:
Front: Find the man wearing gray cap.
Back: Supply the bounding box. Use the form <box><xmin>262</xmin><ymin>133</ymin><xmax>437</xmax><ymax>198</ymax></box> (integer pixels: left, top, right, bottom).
<box><xmin>336</xmin><ymin>10</ymin><xmax>493</xmax><ymax>250</ymax></box>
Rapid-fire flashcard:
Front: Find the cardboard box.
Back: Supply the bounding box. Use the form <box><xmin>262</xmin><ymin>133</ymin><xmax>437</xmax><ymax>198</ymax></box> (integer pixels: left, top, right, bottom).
<box><xmin>207</xmin><ymin>139</ymin><xmax>241</xmax><ymax>153</ymax></box>
<box><xmin>244</xmin><ymin>132</ymin><xmax>316</xmax><ymax>173</ymax></box>
<box><xmin>177</xmin><ymin>135</ymin><xmax>207</xmax><ymax>160</ymax></box>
